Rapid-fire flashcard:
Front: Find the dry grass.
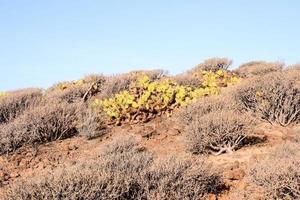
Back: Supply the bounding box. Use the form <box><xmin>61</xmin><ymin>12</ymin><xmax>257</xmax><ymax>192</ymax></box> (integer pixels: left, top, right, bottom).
<box><xmin>235</xmin><ymin>61</ymin><xmax>283</xmax><ymax>77</ymax></box>
<box><xmin>186</xmin><ymin>110</ymin><xmax>252</xmax><ymax>155</ymax></box>
<box><xmin>235</xmin><ymin>72</ymin><xmax>300</xmax><ymax>126</ymax></box>
<box><xmin>4</xmin><ymin>137</ymin><xmax>224</xmax><ymax>200</ymax></box>
<box><xmin>0</xmin><ymin>88</ymin><xmax>42</xmax><ymax>124</ymax></box>
<box><xmin>0</xmin><ymin>102</ymin><xmax>80</xmax><ymax>154</ymax></box>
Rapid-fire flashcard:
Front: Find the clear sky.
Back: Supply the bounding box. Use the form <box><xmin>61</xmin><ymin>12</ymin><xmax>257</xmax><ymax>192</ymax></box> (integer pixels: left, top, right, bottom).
<box><xmin>1</xmin><ymin>0</ymin><xmax>300</xmax><ymax>91</ymax></box>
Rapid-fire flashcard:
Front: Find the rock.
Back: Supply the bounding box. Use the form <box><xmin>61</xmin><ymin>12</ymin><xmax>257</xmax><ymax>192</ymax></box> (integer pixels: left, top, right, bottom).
<box><xmin>10</xmin><ymin>172</ymin><xmax>20</xmax><ymax>178</ymax></box>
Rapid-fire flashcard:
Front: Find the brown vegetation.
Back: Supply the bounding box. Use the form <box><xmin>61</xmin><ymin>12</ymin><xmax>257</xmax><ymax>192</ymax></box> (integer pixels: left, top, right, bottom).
<box><xmin>232</xmin><ymin>143</ymin><xmax>300</xmax><ymax>199</ymax></box>
<box><xmin>235</xmin><ymin>72</ymin><xmax>300</xmax><ymax>126</ymax></box>
<box><xmin>177</xmin><ymin>94</ymin><xmax>238</xmax><ymax>125</ymax></box>
<box><xmin>1</xmin><ymin>58</ymin><xmax>300</xmax><ymax>199</ymax></box>
<box><xmin>186</xmin><ymin>110</ymin><xmax>252</xmax><ymax>155</ymax></box>
<box><xmin>100</xmin><ymin>70</ymin><xmax>165</xmax><ymax>99</ymax></box>
<box><xmin>78</xmin><ymin>108</ymin><xmax>108</xmax><ymax>140</ymax></box>
<box><xmin>4</xmin><ymin>137</ymin><xmax>223</xmax><ymax>200</ymax></box>
<box><xmin>0</xmin><ymin>102</ymin><xmax>80</xmax><ymax>154</ymax></box>
<box><xmin>0</xmin><ymin>88</ymin><xmax>42</xmax><ymax>124</ymax></box>
<box><xmin>189</xmin><ymin>57</ymin><xmax>232</xmax><ymax>73</ymax></box>
<box><xmin>46</xmin><ymin>74</ymin><xmax>106</xmax><ymax>103</ymax></box>
<box><xmin>235</xmin><ymin>61</ymin><xmax>283</xmax><ymax>77</ymax></box>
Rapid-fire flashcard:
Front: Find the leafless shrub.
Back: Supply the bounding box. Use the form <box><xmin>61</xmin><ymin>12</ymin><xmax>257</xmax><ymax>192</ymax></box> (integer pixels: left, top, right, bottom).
<box><xmin>176</xmin><ymin>94</ymin><xmax>238</xmax><ymax>125</ymax></box>
<box><xmin>101</xmin><ymin>70</ymin><xmax>165</xmax><ymax>99</ymax></box>
<box><xmin>172</xmin><ymin>74</ymin><xmax>202</xmax><ymax>87</ymax></box>
<box><xmin>5</xmin><ymin>137</ymin><xmax>224</xmax><ymax>200</ymax></box>
<box><xmin>236</xmin><ymin>143</ymin><xmax>300</xmax><ymax>200</ymax></box>
<box><xmin>0</xmin><ymin>102</ymin><xmax>79</xmax><ymax>154</ymax></box>
<box><xmin>235</xmin><ymin>72</ymin><xmax>300</xmax><ymax>126</ymax></box>
<box><xmin>46</xmin><ymin>84</ymin><xmax>89</xmax><ymax>103</ymax></box>
<box><xmin>0</xmin><ymin>88</ymin><xmax>42</xmax><ymax>124</ymax></box>
<box><xmin>188</xmin><ymin>58</ymin><xmax>232</xmax><ymax>74</ymax></box>
<box><xmin>186</xmin><ymin>110</ymin><xmax>251</xmax><ymax>155</ymax></box>
<box><xmin>82</xmin><ymin>74</ymin><xmax>107</xmax><ymax>84</ymax></box>
<box><xmin>46</xmin><ymin>75</ymin><xmax>106</xmax><ymax>103</ymax></box>
<box><xmin>285</xmin><ymin>63</ymin><xmax>300</xmax><ymax>71</ymax></box>
<box><xmin>131</xmin><ymin>69</ymin><xmax>166</xmax><ymax>80</ymax></box>
<box><xmin>4</xmin><ymin>137</ymin><xmax>151</xmax><ymax>200</ymax></box>
<box><xmin>144</xmin><ymin>157</ymin><xmax>223</xmax><ymax>200</ymax></box>
<box><xmin>235</xmin><ymin>61</ymin><xmax>283</xmax><ymax>78</ymax></box>
<box><xmin>78</xmin><ymin>108</ymin><xmax>108</xmax><ymax>140</ymax></box>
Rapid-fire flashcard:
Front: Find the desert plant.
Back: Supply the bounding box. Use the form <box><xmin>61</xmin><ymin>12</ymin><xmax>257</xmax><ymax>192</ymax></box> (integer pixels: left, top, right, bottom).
<box><xmin>235</xmin><ymin>72</ymin><xmax>300</xmax><ymax>126</ymax></box>
<box><xmin>239</xmin><ymin>143</ymin><xmax>300</xmax><ymax>200</ymax></box>
<box><xmin>0</xmin><ymin>102</ymin><xmax>80</xmax><ymax>154</ymax></box>
<box><xmin>46</xmin><ymin>84</ymin><xmax>90</xmax><ymax>103</ymax></box>
<box><xmin>4</xmin><ymin>137</ymin><xmax>224</xmax><ymax>200</ymax></box>
<box><xmin>235</xmin><ymin>61</ymin><xmax>283</xmax><ymax>77</ymax></box>
<box><xmin>100</xmin><ymin>70</ymin><xmax>165</xmax><ymax>99</ymax></box>
<box><xmin>144</xmin><ymin>157</ymin><xmax>223</xmax><ymax>200</ymax></box>
<box><xmin>46</xmin><ymin>75</ymin><xmax>106</xmax><ymax>103</ymax></box>
<box><xmin>186</xmin><ymin>110</ymin><xmax>251</xmax><ymax>155</ymax></box>
<box><xmin>78</xmin><ymin>108</ymin><xmax>108</xmax><ymax>140</ymax></box>
<box><xmin>172</xmin><ymin>74</ymin><xmax>202</xmax><ymax>87</ymax></box>
<box><xmin>177</xmin><ymin>94</ymin><xmax>238</xmax><ymax>125</ymax></box>
<box><xmin>4</xmin><ymin>136</ymin><xmax>152</xmax><ymax>200</ymax></box>
<box><xmin>0</xmin><ymin>88</ymin><xmax>42</xmax><ymax>124</ymax></box>
<box><xmin>96</xmin><ymin>71</ymin><xmax>238</xmax><ymax>125</ymax></box>
<box><xmin>189</xmin><ymin>58</ymin><xmax>232</xmax><ymax>74</ymax></box>
<box><xmin>285</xmin><ymin>63</ymin><xmax>300</xmax><ymax>71</ymax></box>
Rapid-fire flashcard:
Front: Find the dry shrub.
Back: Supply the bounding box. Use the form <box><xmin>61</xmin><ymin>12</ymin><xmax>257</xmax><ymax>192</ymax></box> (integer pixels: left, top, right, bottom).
<box><xmin>144</xmin><ymin>157</ymin><xmax>223</xmax><ymax>199</ymax></box>
<box><xmin>188</xmin><ymin>58</ymin><xmax>232</xmax><ymax>73</ymax></box>
<box><xmin>0</xmin><ymin>88</ymin><xmax>42</xmax><ymax>124</ymax></box>
<box><xmin>235</xmin><ymin>72</ymin><xmax>300</xmax><ymax>126</ymax></box>
<box><xmin>46</xmin><ymin>84</ymin><xmax>90</xmax><ymax>103</ymax></box>
<box><xmin>235</xmin><ymin>61</ymin><xmax>283</xmax><ymax>77</ymax></box>
<box><xmin>78</xmin><ymin>108</ymin><xmax>108</xmax><ymax>140</ymax></box>
<box><xmin>176</xmin><ymin>94</ymin><xmax>238</xmax><ymax>125</ymax></box>
<box><xmin>100</xmin><ymin>69</ymin><xmax>165</xmax><ymax>99</ymax></box>
<box><xmin>186</xmin><ymin>110</ymin><xmax>251</xmax><ymax>155</ymax></box>
<box><xmin>46</xmin><ymin>75</ymin><xmax>106</xmax><ymax>103</ymax></box>
<box><xmin>286</xmin><ymin>63</ymin><xmax>300</xmax><ymax>71</ymax></box>
<box><xmin>5</xmin><ymin>137</ymin><xmax>224</xmax><ymax>200</ymax></box>
<box><xmin>5</xmin><ymin>136</ymin><xmax>151</xmax><ymax>200</ymax></box>
<box><xmin>234</xmin><ymin>143</ymin><xmax>300</xmax><ymax>200</ymax></box>
<box><xmin>172</xmin><ymin>74</ymin><xmax>202</xmax><ymax>87</ymax></box>
<box><xmin>0</xmin><ymin>102</ymin><xmax>79</xmax><ymax>154</ymax></box>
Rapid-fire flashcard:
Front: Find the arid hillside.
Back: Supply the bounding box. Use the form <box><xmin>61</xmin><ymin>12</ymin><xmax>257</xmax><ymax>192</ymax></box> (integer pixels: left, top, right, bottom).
<box><xmin>0</xmin><ymin>58</ymin><xmax>299</xmax><ymax>200</ymax></box>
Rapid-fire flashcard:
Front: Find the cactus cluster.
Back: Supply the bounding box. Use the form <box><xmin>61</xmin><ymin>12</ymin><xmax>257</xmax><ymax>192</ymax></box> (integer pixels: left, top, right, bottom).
<box><xmin>93</xmin><ymin>70</ymin><xmax>238</xmax><ymax>125</ymax></box>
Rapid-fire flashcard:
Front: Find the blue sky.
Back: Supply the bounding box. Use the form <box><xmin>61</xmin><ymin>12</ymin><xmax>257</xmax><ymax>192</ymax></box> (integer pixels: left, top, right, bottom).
<box><xmin>1</xmin><ymin>1</ymin><xmax>300</xmax><ymax>91</ymax></box>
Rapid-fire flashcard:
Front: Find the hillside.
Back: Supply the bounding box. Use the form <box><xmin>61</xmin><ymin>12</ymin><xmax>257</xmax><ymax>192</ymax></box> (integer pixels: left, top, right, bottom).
<box><xmin>0</xmin><ymin>58</ymin><xmax>300</xmax><ymax>200</ymax></box>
